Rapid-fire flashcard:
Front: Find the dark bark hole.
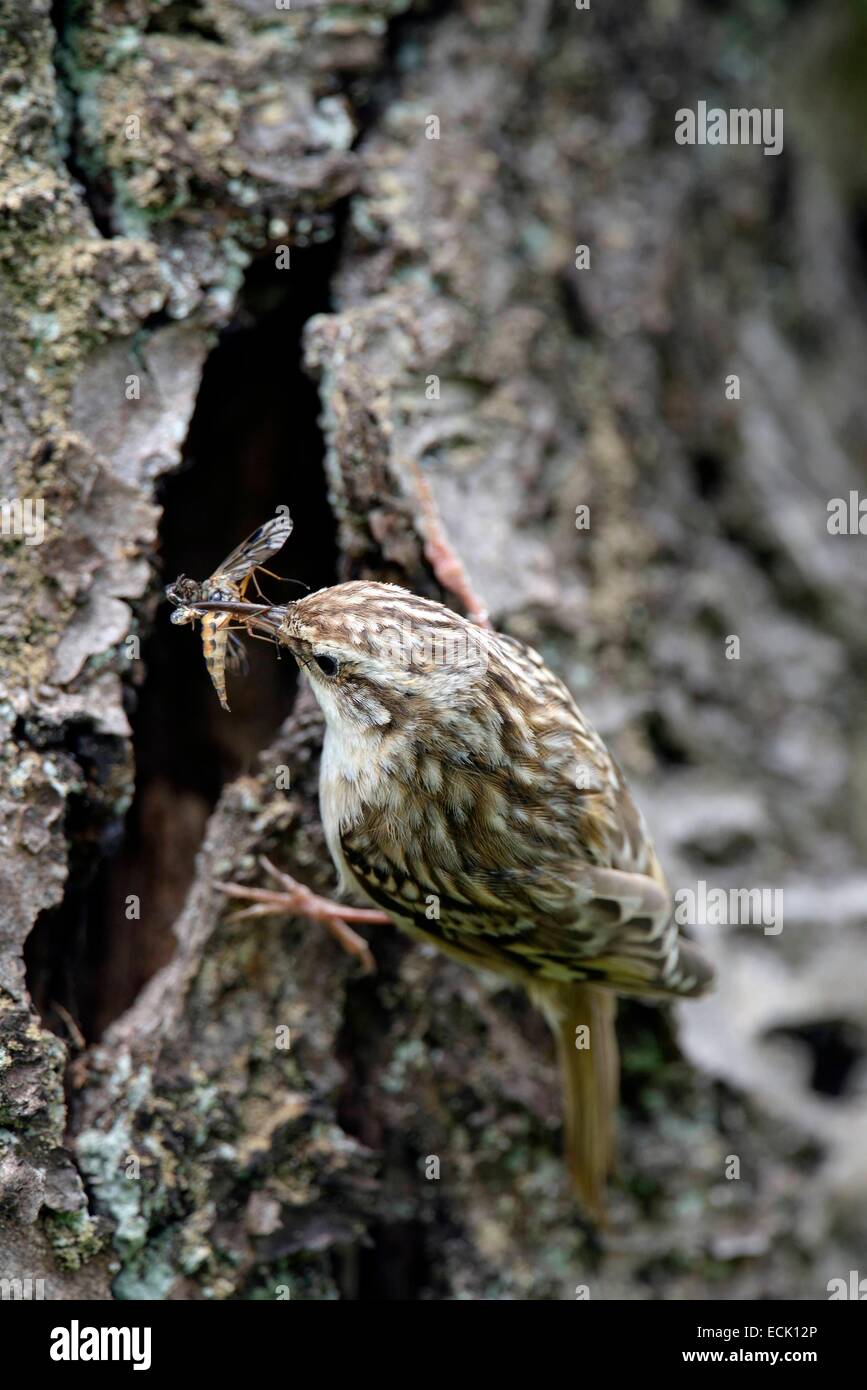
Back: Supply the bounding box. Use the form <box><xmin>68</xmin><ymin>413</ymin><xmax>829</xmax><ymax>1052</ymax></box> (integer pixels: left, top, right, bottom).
<box><xmin>643</xmin><ymin>709</ymin><xmax>691</xmax><ymax>767</ymax></box>
<box><xmin>352</xmin><ymin>1218</ymin><xmax>433</xmax><ymax>1300</ymax></box>
<box><xmin>850</xmin><ymin>193</ymin><xmax>867</xmax><ymax>285</ymax></box>
<box><xmin>143</xmin><ymin>2</ymin><xmax>223</xmax><ymax>42</ymax></box>
<box><xmin>25</xmin><ymin>244</ymin><xmax>339</xmax><ymax>1044</ymax></box>
<box><xmin>557</xmin><ymin>271</ymin><xmax>596</xmax><ymax>339</ymax></box>
<box><xmin>50</xmin><ymin>1</ymin><xmax>115</xmax><ymax>238</ymax></box>
<box><xmin>766</xmin><ymin>1019</ymin><xmax>864</xmax><ymax>1099</ymax></box>
<box><xmin>690</xmin><ymin>450</ymin><xmax>725</xmax><ymax>501</ymax></box>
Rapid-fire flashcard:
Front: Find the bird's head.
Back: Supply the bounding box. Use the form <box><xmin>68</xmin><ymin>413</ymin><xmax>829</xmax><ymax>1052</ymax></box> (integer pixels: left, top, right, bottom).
<box><xmin>186</xmin><ymin>581</ymin><xmax>494</xmax><ymax>738</ymax></box>
<box><xmin>277</xmin><ymin>581</ymin><xmax>493</xmax><ymax>736</ymax></box>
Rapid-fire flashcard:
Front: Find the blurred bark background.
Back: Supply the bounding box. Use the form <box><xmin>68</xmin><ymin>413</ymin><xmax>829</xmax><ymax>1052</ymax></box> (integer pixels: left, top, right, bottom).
<box><xmin>1</xmin><ymin>0</ymin><xmax>865</xmax><ymax>1299</ymax></box>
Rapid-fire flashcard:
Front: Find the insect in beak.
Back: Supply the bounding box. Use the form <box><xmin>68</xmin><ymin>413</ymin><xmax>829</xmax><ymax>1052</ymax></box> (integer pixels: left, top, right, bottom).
<box><xmin>165</xmin><ymin>510</ymin><xmax>294</xmax><ymax>709</ymax></box>
<box><xmin>185</xmin><ymin>598</ymin><xmax>287</xmax><ymax>642</ymax></box>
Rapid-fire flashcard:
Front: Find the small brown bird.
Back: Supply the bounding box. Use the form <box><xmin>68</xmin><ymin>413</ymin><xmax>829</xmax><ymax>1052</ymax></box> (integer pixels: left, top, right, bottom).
<box><xmin>189</xmin><ymin>582</ymin><xmax>713</xmax><ymax>1215</ymax></box>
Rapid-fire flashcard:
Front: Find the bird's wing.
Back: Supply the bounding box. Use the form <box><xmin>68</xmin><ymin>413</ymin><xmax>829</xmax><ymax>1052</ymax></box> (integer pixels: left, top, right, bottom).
<box><xmin>338</xmin><ymin>624</ymin><xmax>713</xmax><ymax>999</ymax></box>
<box><xmin>340</xmin><ymin>817</ymin><xmax>710</xmax><ymax>999</ymax></box>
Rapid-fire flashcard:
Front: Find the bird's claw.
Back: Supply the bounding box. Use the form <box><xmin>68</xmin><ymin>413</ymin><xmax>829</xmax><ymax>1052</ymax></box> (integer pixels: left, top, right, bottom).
<box><xmin>213</xmin><ymin>856</ymin><xmax>387</xmax><ymax>975</ymax></box>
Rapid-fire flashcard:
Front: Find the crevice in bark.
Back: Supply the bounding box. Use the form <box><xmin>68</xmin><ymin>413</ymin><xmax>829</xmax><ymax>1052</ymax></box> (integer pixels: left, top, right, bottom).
<box><xmin>50</xmin><ymin>0</ymin><xmax>115</xmax><ymax>238</ymax></box>
<box><xmin>347</xmin><ymin>0</ymin><xmax>459</xmax><ymax>129</ymax></box>
<box><xmin>717</xmin><ymin>519</ymin><xmax>829</xmax><ymax>628</ymax></box>
<box><xmin>643</xmin><ymin>709</ymin><xmax>692</xmax><ymax>767</ymax></box>
<box><xmin>691</xmin><ymin>450</ymin><xmax>727</xmax><ymax>501</ymax></box>
<box><xmin>142</xmin><ymin>1</ymin><xmax>225</xmax><ymax>43</ymax></box>
<box><xmin>21</xmin><ymin>722</ymin><xmax>131</xmax><ymax>1044</ymax></box>
<box><xmin>332</xmin><ymin>923</ymin><xmax>446</xmax><ymax>1299</ymax></box>
<box><xmin>557</xmin><ymin>272</ymin><xmax>597</xmax><ymax>340</ymax></box>
<box><xmin>26</xmin><ymin>242</ymin><xmax>340</xmax><ymax>1044</ymax></box>
<box><xmin>766</xmin><ymin>1020</ymin><xmax>864</xmax><ymax>1099</ymax></box>
<box><xmin>353</xmin><ymin>1217</ymin><xmax>432</xmax><ymax>1300</ymax></box>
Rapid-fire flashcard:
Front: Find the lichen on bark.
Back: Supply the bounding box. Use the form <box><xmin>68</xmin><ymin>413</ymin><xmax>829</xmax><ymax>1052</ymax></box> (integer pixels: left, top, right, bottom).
<box><xmin>2</xmin><ymin>0</ymin><xmax>866</xmax><ymax>1300</ymax></box>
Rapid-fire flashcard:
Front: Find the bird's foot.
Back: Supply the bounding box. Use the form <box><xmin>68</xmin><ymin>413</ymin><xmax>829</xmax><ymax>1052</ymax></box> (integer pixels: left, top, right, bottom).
<box><xmin>213</xmin><ymin>854</ymin><xmax>387</xmax><ymax>974</ymax></box>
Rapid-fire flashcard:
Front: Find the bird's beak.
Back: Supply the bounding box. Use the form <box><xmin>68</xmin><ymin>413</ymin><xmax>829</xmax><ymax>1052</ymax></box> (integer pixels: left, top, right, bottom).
<box><xmin>184</xmin><ymin>599</ymin><xmax>287</xmax><ymax>641</ymax></box>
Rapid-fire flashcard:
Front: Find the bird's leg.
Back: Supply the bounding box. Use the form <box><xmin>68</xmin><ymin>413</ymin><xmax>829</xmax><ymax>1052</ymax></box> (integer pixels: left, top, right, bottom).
<box><xmin>213</xmin><ymin>855</ymin><xmax>388</xmax><ymax>974</ymax></box>
<box><xmin>412</xmin><ymin>467</ymin><xmax>491</xmax><ymax>629</ymax></box>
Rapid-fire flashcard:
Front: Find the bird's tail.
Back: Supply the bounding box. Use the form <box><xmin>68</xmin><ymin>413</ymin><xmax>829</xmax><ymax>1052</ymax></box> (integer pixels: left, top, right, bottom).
<box><xmin>531</xmin><ymin>981</ymin><xmax>619</xmax><ymax>1220</ymax></box>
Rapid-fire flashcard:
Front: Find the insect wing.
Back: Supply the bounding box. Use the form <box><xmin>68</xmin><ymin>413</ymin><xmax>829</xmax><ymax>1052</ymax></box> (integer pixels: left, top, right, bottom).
<box><xmin>210</xmin><ymin>512</ymin><xmax>293</xmax><ymax>586</ymax></box>
<box><xmin>224</xmin><ymin>632</ymin><xmax>250</xmax><ymax>677</ymax></box>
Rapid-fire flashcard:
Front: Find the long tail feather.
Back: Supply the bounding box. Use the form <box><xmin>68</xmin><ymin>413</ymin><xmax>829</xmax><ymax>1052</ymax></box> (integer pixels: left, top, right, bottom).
<box><xmin>532</xmin><ymin>981</ymin><xmax>619</xmax><ymax>1219</ymax></box>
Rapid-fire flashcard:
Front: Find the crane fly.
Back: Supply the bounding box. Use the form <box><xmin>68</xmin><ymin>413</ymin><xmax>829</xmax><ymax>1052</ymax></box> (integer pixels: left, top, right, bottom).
<box><xmin>165</xmin><ymin>511</ymin><xmax>293</xmax><ymax>711</ymax></box>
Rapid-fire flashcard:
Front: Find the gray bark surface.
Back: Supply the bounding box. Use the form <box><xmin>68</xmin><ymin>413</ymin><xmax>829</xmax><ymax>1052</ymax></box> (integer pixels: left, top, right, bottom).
<box><xmin>1</xmin><ymin>0</ymin><xmax>865</xmax><ymax>1299</ymax></box>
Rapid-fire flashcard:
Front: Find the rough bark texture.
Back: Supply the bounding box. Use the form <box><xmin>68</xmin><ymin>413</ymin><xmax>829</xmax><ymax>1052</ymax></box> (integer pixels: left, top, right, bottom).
<box><xmin>1</xmin><ymin>0</ymin><xmax>865</xmax><ymax>1299</ymax></box>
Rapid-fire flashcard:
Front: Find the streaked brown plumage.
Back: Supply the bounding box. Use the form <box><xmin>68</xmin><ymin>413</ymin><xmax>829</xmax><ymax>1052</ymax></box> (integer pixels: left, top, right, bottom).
<box><xmin>189</xmin><ymin>581</ymin><xmax>714</xmax><ymax>1213</ymax></box>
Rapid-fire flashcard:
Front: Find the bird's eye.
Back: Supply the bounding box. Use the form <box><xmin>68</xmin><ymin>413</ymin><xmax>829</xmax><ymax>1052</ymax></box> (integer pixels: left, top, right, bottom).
<box><xmin>314</xmin><ymin>653</ymin><xmax>340</xmax><ymax>678</ymax></box>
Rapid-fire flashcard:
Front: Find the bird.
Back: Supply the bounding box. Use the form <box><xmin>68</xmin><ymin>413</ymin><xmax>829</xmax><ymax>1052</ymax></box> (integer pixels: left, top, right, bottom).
<box><xmin>187</xmin><ymin>582</ymin><xmax>714</xmax><ymax>1216</ymax></box>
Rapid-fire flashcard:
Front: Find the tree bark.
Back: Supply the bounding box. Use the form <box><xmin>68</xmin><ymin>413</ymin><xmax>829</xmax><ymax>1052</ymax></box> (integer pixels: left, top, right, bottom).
<box><xmin>1</xmin><ymin>0</ymin><xmax>865</xmax><ymax>1299</ymax></box>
